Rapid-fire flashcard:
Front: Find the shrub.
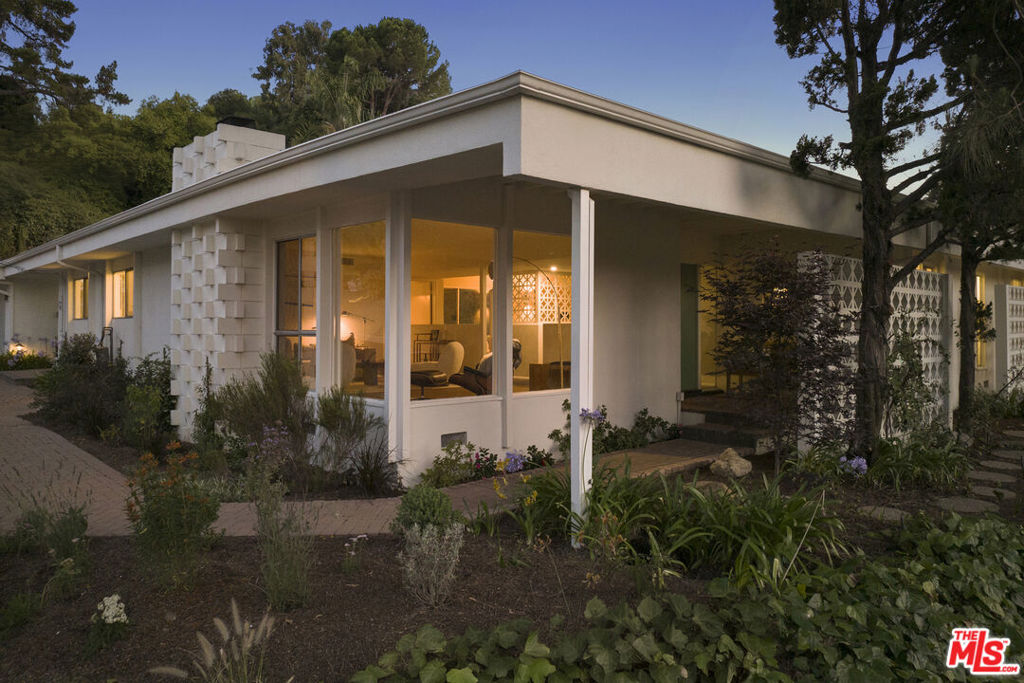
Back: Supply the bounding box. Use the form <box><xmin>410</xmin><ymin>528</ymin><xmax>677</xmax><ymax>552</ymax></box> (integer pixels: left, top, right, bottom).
<box><xmin>191</xmin><ymin>360</ymin><xmax>225</xmax><ymax>461</ymax></box>
<box><xmin>548</xmin><ymin>401</ymin><xmax>679</xmax><ymax>459</ymax></box>
<box><xmin>213</xmin><ymin>353</ymin><xmax>314</xmax><ymax>464</ymax></box>
<box><xmin>390</xmin><ymin>484</ymin><xmax>462</xmax><ymax>535</ymax></box>
<box><xmin>399</xmin><ymin>523</ymin><xmax>465</xmax><ymax>608</ymax></box>
<box><xmin>151</xmin><ymin>599</ymin><xmax>277</xmax><ymax>681</ymax></box>
<box><xmin>247</xmin><ymin>425</ymin><xmax>315</xmax><ymax>610</ymax></box>
<box><xmin>0</xmin><ymin>348</ymin><xmax>51</xmax><ymax>370</ymax></box>
<box><xmin>420</xmin><ymin>441</ymin><xmax>477</xmax><ymax>487</ymax></box>
<box><xmin>0</xmin><ymin>592</ymin><xmax>40</xmax><ymax>641</ymax></box>
<box><xmin>349</xmin><ymin>430</ymin><xmax>402</xmax><ymax>495</ymax></box>
<box><xmin>119</xmin><ymin>350</ymin><xmax>175</xmax><ymax>453</ymax></box>
<box><xmin>125</xmin><ymin>448</ymin><xmax>221</xmax><ymax>581</ymax></box>
<box><xmin>33</xmin><ymin>333</ymin><xmax>130</xmax><ymax>435</ymax></box>
<box><xmin>701</xmin><ymin>246</ymin><xmax>854</xmax><ymax>470</ymax></box>
<box><xmin>867</xmin><ymin>425</ymin><xmax>969</xmax><ymax>490</ymax></box>
<box><xmin>317</xmin><ymin>386</ymin><xmax>384</xmax><ymax>472</ymax></box>
<box><xmin>84</xmin><ymin>594</ymin><xmax>129</xmax><ymax>656</ymax></box>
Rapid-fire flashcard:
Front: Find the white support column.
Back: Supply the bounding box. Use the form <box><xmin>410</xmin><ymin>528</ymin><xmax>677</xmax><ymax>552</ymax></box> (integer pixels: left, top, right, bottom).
<box><xmin>494</xmin><ymin>187</ymin><xmax>514</xmax><ymax>447</ymax></box>
<box><xmin>569</xmin><ymin>188</ymin><xmax>595</xmax><ymax>526</ymax></box>
<box><xmin>995</xmin><ymin>283</ymin><xmax>1009</xmax><ymax>389</ymax></box>
<box><xmin>314</xmin><ymin>207</ymin><xmax>334</xmax><ymax>395</ymax></box>
<box><xmin>386</xmin><ymin>192</ymin><xmax>412</xmax><ymax>463</ymax></box>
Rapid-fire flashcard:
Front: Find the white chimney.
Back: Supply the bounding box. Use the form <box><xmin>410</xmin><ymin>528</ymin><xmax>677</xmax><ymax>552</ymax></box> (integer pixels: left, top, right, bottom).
<box><xmin>172</xmin><ymin>119</ymin><xmax>286</xmax><ymax>192</ymax></box>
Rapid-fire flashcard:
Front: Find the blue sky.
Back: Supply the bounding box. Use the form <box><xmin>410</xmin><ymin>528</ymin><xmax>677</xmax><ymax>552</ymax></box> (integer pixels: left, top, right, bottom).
<box><xmin>65</xmin><ymin>1</ymin><xmax>930</xmax><ymax>166</ymax></box>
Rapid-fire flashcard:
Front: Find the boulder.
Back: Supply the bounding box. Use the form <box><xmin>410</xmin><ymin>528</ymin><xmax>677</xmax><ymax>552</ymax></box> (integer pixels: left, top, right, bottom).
<box><xmin>709</xmin><ymin>448</ymin><xmax>752</xmax><ymax>479</ymax></box>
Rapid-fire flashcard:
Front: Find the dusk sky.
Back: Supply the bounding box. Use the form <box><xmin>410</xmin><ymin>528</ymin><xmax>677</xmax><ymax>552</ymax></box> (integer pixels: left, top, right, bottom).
<box><xmin>65</xmin><ymin>1</ymin><xmax>943</xmax><ymax>173</ymax></box>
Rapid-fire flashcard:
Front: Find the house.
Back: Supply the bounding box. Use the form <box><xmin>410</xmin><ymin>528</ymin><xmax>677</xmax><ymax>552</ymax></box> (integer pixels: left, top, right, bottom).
<box><xmin>3</xmin><ymin>72</ymin><xmax>1023</xmax><ymax>504</ymax></box>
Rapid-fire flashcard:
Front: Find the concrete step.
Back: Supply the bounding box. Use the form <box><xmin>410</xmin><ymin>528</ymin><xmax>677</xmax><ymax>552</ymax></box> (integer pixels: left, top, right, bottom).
<box><xmin>991</xmin><ymin>450</ymin><xmax>1024</xmax><ymax>463</ymax></box>
<box><xmin>677</xmin><ymin>422</ymin><xmax>772</xmax><ymax>455</ymax></box>
<box><xmin>679</xmin><ymin>408</ymin><xmax>752</xmax><ymax>428</ymax></box>
<box><xmin>936</xmin><ymin>497</ymin><xmax>998</xmax><ymax>514</ymax></box>
<box><xmin>972</xmin><ymin>486</ymin><xmax>1017</xmax><ymax>501</ymax></box>
<box><xmin>978</xmin><ymin>459</ymin><xmax>1021</xmax><ymax>473</ymax></box>
<box><xmin>967</xmin><ymin>469</ymin><xmax>1017</xmax><ymax>486</ymax></box>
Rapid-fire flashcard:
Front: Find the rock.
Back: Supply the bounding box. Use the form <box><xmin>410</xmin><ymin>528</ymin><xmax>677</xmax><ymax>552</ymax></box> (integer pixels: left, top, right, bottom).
<box><xmin>709</xmin><ymin>448</ymin><xmax>752</xmax><ymax>479</ymax></box>
<box><xmin>695</xmin><ymin>480</ymin><xmax>731</xmax><ymax>496</ymax></box>
<box><xmin>936</xmin><ymin>497</ymin><xmax>998</xmax><ymax>514</ymax></box>
<box><xmin>857</xmin><ymin>505</ymin><xmax>909</xmax><ymax>522</ymax></box>
<box><xmin>971</xmin><ymin>486</ymin><xmax>1017</xmax><ymax>501</ymax></box>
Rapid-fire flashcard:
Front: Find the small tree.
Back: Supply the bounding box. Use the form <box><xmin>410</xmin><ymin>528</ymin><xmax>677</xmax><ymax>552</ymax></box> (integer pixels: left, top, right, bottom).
<box><xmin>702</xmin><ymin>245</ymin><xmax>853</xmax><ymax>472</ymax></box>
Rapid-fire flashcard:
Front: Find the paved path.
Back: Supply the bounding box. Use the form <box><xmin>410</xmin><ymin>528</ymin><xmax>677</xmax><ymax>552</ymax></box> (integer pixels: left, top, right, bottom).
<box><xmin>0</xmin><ymin>373</ymin><xmax>718</xmax><ymax>537</ymax></box>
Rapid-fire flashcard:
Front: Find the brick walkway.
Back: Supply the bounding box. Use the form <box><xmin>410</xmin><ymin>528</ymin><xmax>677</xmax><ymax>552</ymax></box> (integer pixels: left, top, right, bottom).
<box><xmin>0</xmin><ymin>373</ymin><xmax>720</xmax><ymax>537</ymax></box>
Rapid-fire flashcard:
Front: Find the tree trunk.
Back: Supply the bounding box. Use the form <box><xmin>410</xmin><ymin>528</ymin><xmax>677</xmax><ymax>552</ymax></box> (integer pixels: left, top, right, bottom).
<box><xmin>957</xmin><ymin>251</ymin><xmax>980</xmax><ymax>431</ymax></box>
<box><xmin>851</xmin><ymin>185</ymin><xmax>893</xmax><ymax>461</ymax></box>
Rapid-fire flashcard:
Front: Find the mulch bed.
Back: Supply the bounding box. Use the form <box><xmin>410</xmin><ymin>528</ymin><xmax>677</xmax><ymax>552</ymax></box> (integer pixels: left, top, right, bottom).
<box><xmin>0</xmin><ymin>529</ymin><xmax>666</xmax><ymax>682</ymax></box>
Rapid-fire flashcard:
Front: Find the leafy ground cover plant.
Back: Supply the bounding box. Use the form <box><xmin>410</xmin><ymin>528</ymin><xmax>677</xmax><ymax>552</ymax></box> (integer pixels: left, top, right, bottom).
<box><xmin>421</xmin><ymin>440</ymin><xmax>555</xmax><ymax>488</ymax></box>
<box><xmin>867</xmin><ymin>426</ymin><xmax>969</xmax><ymax>491</ymax></box>
<box><xmin>125</xmin><ymin>446</ymin><xmax>221</xmax><ymax>583</ymax></box>
<box><xmin>356</xmin><ymin>514</ymin><xmax>1024</xmax><ymax>682</ymax></box>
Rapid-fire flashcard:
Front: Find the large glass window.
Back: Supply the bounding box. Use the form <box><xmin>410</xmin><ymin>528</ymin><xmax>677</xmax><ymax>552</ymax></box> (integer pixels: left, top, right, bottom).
<box><xmin>70</xmin><ymin>277</ymin><xmax>88</xmax><ymax>320</ymax></box>
<box><xmin>336</xmin><ymin>221</ymin><xmax>386</xmax><ymax>398</ymax></box>
<box><xmin>512</xmin><ymin>231</ymin><xmax>572</xmax><ymax>392</ymax></box>
<box><xmin>411</xmin><ymin>220</ymin><xmax>494</xmax><ymax>399</ymax></box>
<box><xmin>276</xmin><ymin>236</ymin><xmax>317</xmax><ymax>388</ymax></box>
<box><xmin>112</xmin><ymin>268</ymin><xmax>134</xmax><ymax>318</ymax></box>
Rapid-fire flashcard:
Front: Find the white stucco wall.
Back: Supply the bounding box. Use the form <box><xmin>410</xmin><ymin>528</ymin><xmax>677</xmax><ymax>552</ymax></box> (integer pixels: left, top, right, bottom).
<box><xmin>5</xmin><ymin>276</ymin><xmax>58</xmax><ymax>354</ymax></box>
<box><xmin>593</xmin><ymin>204</ymin><xmax>681</xmax><ymax>426</ymax></box>
<box><xmin>139</xmin><ymin>246</ymin><xmax>172</xmax><ymax>358</ymax></box>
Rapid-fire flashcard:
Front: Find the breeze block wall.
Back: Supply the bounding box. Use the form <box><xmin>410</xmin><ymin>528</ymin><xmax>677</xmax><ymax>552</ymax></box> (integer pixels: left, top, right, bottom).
<box><xmin>169</xmin><ymin>218</ymin><xmax>266</xmax><ymax>437</ymax></box>
<box><xmin>172</xmin><ymin>123</ymin><xmax>285</xmax><ymax>192</ymax></box>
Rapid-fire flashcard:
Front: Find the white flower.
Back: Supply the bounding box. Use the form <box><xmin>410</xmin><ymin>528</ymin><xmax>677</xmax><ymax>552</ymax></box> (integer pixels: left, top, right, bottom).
<box><xmin>94</xmin><ymin>594</ymin><xmax>129</xmax><ymax>625</ymax></box>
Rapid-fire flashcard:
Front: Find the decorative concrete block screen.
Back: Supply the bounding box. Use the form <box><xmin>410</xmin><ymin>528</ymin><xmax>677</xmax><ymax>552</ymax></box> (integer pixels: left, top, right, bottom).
<box><xmin>512</xmin><ymin>272</ymin><xmax>571</xmax><ymax>324</ymax></box>
<box><xmin>995</xmin><ymin>284</ymin><xmax>1024</xmax><ymax>389</ymax></box>
<box><xmin>169</xmin><ymin>219</ymin><xmax>265</xmax><ymax>435</ymax></box>
<box><xmin>807</xmin><ymin>253</ymin><xmax>951</xmax><ymax>421</ymax></box>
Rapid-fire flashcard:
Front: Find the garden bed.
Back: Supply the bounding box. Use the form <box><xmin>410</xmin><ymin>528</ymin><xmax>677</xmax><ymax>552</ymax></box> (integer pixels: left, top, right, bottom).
<box><xmin>0</xmin><ymin>530</ymin><xmax>659</xmax><ymax>681</ymax></box>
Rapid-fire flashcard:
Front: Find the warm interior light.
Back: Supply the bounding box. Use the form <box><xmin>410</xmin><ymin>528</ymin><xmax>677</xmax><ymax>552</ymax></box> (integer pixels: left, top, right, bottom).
<box><xmin>549</xmin><ymin>266</ymin><xmax>558</xmax><ymax>272</ymax></box>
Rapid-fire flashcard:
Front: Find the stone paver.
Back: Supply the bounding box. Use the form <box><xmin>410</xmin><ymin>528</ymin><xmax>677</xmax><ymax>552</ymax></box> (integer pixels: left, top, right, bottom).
<box><xmin>936</xmin><ymin>497</ymin><xmax>998</xmax><ymax>514</ymax></box>
<box><xmin>0</xmin><ymin>376</ymin><xmax>131</xmax><ymax>536</ymax></box>
<box><xmin>967</xmin><ymin>469</ymin><xmax>1017</xmax><ymax>485</ymax></box>
<box><xmin>1003</xmin><ymin>430</ymin><xmax>1024</xmax><ymax>440</ymax></box>
<box><xmin>978</xmin><ymin>459</ymin><xmax>1022</xmax><ymax>472</ymax></box>
<box><xmin>991</xmin><ymin>450</ymin><xmax>1024</xmax><ymax>463</ymax></box>
<box><xmin>857</xmin><ymin>505</ymin><xmax>909</xmax><ymax>522</ymax></box>
<box><xmin>971</xmin><ymin>486</ymin><xmax>1017</xmax><ymax>501</ymax></box>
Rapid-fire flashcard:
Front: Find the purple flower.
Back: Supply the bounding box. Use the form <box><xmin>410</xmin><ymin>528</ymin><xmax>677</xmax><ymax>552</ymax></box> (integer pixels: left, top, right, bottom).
<box><xmin>838</xmin><ymin>455</ymin><xmax>868</xmax><ymax>476</ymax></box>
<box><xmin>504</xmin><ymin>450</ymin><xmax>525</xmax><ymax>473</ymax></box>
<box><xmin>580</xmin><ymin>408</ymin><xmax>606</xmax><ymax>425</ymax></box>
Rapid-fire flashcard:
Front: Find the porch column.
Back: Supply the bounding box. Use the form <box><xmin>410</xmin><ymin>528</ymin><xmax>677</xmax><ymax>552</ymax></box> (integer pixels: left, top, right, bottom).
<box><xmin>314</xmin><ymin>208</ymin><xmax>334</xmax><ymax>394</ymax></box>
<box><xmin>494</xmin><ymin>187</ymin><xmax>514</xmax><ymax>447</ymax></box>
<box><xmin>569</xmin><ymin>188</ymin><xmax>595</xmax><ymax>524</ymax></box>
<box><xmin>995</xmin><ymin>283</ymin><xmax>1009</xmax><ymax>389</ymax></box>
<box><xmin>385</xmin><ymin>192</ymin><xmax>412</xmax><ymax>462</ymax></box>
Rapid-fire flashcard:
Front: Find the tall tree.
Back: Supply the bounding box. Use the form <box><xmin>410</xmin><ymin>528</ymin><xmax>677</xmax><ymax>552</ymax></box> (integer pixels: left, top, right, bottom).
<box><xmin>253</xmin><ymin>17</ymin><xmax>451</xmax><ymax>143</ymax></box>
<box><xmin>0</xmin><ymin>0</ymin><xmax>127</xmax><ymax>108</ymax></box>
<box><xmin>938</xmin><ymin>0</ymin><xmax>1024</xmax><ymax>427</ymax></box>
<box><xmin>773</xmin><ymin>1</ymin><xmax>994</xmax><ymax>459</ymax></box>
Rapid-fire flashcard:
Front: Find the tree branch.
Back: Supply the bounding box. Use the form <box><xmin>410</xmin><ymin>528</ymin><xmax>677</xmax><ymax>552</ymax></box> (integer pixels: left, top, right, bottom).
<box><xmin>888</xmin><ymin>226</ymin><xmax>954</xmax><ymax>286</ymax></box>
<box><xmin>887</xmin><ymin>213</ymin><xmax>938</xmax><ymax>238</ymax></box>
<box><xmin>885</xmin><ymin>96</ymin><xmax>964</xmax><ymax>133</ymax></box>
<box><xmin>892</xmin><ymin>173</ymin><xmax>942</xmax><ymax>217</ymax></box>
<box><xmin>884</xmin><ymin>152</ymin><xmax>942</xmax><ymax>181</ymax></box>
<box><xmin>889</xmin><ymin>164</ymin><xmax>939</xmax><ymax>195</ymax></box>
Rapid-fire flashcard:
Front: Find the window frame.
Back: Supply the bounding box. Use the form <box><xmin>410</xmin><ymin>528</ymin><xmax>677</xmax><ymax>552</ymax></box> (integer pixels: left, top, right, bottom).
<box><xmin>274</xmin><ymin>235</ymin><xmax>317</xmax><ymax>384</ymax></box>
<box><xmin>112</xmin><ymin>268</ymin><xmax>134</xmax><ymax>319</ymax></box>
<box><xmin>70</xmin><ymin>276</ymin><xmax>89</xmax><ymax>320</ymax></box>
